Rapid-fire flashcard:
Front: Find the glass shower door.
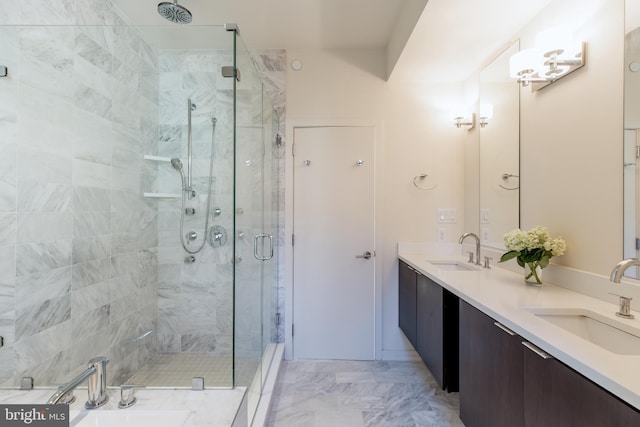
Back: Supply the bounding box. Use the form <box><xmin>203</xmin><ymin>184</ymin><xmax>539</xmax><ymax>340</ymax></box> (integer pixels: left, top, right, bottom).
<box><xmin>232</xmin><ymin>29</ymin><xmax>277</xmax><ymax>424</ymax></box>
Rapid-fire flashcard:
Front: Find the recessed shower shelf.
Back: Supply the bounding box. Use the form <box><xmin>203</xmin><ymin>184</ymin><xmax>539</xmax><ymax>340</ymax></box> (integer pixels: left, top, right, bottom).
<box><xmin>143</xmin><ymin>156</ymin><xmax>181</xmax><ymax>198</ymax></box>
<box><xmin>144</xmin><ymin>155</ymin><xmax>172</xmax><ymax>162</ymax></box>
<box><xmin>144</xmin><ymin>192</ymin><xmax>181</xmax><ymax>198</ymax></box>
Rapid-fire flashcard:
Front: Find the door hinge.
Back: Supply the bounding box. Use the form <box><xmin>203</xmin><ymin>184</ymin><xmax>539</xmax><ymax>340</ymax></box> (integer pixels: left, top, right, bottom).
<box><xmin>636</xmin><ymin>237</ymin><xmax>640</xmax><ymax>250</ymax></box>
<box><xmin>221</xmin><ymin>66</ymin><xmax>241</xmax><ymax>82</ymax></box>
<box><xmin>292</xmin><ymin>324</ymin><xmax>294</xmax><ymax>337</ymax></box>
<box><xmin>636</xmin><ymin>146</ymin><xmax>640</xmax><ymax>159</ymax></box>
<box><xmin>275</xmin><ymin>312</ymin><xmax>281</xmax><ymax>327</ymax></box>
<box><xmin>292</xmin><ymin>234</ymin><xmax>295</xmax><ymax>246</ymax></box>
<box><xmin>292</xmin><ymin>143</ymin><xmax>296</xmax><ymax>157</ymax></box>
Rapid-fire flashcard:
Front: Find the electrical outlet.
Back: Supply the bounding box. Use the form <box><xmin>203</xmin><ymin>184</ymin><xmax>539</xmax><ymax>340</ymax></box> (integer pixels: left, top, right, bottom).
<box><xmin>480</xmin><ymin>209</ymin><xmax>490</xmax><ymax>224</ymax></box>
<box><xmin>438</xmin><ymin>227</ymin><xmax>448</xmax><ymax>241</ymax></box>
<box><xmin>481</xmin><ymin>228</ymin><xmax>489</xmax><ymax>242</ymax></box>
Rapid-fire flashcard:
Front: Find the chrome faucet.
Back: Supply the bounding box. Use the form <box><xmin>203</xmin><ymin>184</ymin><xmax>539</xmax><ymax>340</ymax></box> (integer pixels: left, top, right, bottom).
<box><xmin>610</xmin><ymin>258</ymin><xmax>640</xmax><ymax>283</ymax></box>
<box><xmin>458</xmin><ymin>232</ymin><xmax>481</xmax><ymax>265</ymax></box>
<box><xmin>47</xmin><ymin>357</ymin><xmax>109</xmax><ymax>409</ymax></box>
<box><xmin>609</xmin><ymin>259</ymin><xmax>639</xmax><ymax>319</ymax></box>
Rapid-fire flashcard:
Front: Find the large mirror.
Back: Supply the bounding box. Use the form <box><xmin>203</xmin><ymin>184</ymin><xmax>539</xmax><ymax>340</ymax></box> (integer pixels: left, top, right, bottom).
<box><xmin>479</xmin><ymin>41</ymin><xmax>520</xmax><ymax>249</ymax></box>
<box><xmin>624</xmin><ymin>1</ymin><xmax>640</xmax><ymax>277</ymax></box>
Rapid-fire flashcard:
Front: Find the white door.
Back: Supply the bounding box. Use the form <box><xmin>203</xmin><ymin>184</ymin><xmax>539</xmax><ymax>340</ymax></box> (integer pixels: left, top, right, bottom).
<box><xmin>293</xmin><ymin>126</ymin><xmax>375</xmax><ymax>360</ymax></box>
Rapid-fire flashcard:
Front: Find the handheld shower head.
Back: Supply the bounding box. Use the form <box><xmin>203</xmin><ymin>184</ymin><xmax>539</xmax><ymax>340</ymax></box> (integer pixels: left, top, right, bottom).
<box><xmin>170</xmin><ymin>158</ymin><xmax>187</xmax><ymax>190</ymax></box>
<box><xmin>170</xmin><ymin>158</ymin><xmax>183</xmax><ymax>171</ymax></box>
<box><xmin>157</xmin><ymin>0</ymin><xmax>192</xmax><ymax>24</ymax></box>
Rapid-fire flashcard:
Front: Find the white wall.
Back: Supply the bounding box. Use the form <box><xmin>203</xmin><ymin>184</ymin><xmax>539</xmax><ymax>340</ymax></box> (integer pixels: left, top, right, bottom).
<box><xmin>284</xmin><ymin>48</ymin><xmax>465</xmax><ymax>359</ymax></box>
<box><xmin>284</xmin><ymin>0</ymin><xmax>627</xmax><ymax>360</ymax></box>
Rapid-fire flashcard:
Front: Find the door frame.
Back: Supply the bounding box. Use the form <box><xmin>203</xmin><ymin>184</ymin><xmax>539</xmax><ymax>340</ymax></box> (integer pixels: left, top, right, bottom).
<box><xmin>284</xmin><ymin>119</ymin><xmax>384</xmax><ymax>361</ymax></box>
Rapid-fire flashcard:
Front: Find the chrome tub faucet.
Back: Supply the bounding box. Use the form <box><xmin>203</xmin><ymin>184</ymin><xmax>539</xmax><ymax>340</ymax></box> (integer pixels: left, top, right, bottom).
<box><xmin>47</xmin><ymin>357</ymin><xmax>109</xmax><ymax>409</ymax></box>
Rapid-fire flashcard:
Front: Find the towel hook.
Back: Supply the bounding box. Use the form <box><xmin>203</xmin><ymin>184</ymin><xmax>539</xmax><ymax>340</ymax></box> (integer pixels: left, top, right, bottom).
<box><xmin>412</xmin><ymin>173</ymin><xmax>437</xmax><ymax>190</ymax></box>
<box><xmin>499</xmin><ymin>173</ymin><xmax>519</xmax><ymax>190</ymax></box>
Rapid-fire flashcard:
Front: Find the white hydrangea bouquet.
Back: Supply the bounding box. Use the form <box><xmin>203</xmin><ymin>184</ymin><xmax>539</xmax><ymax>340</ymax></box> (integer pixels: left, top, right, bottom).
<box><xmin>499</xmin><ymin>226</ymin><xmax>567</xmax><ymax>285</ymax></box>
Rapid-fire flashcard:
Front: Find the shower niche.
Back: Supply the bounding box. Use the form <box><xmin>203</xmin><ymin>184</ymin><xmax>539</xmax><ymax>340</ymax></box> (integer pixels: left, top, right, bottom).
<box><xmin>143</xmin><ymin>155</ymin><xmax>182</xmax><ymax>198</ymax></box>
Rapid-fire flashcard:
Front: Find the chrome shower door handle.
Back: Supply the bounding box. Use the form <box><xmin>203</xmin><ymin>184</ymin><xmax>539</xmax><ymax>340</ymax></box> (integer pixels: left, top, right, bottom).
<box><xmin>356</xmin><ymin>251</ymin><xmax>372</xmax><ymax>260</ymax></box>
<box><xmin>254</xmin><ymin>233</ymin><xmax>274</xmax><ymax>261</ymax></box>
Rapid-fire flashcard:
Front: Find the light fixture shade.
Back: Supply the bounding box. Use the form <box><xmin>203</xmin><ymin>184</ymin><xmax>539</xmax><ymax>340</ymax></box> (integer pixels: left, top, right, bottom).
<box><xmin>509</xmin><ymin>27</ymin><xmax>586</xmax><ymax>90</ymax></box>
<box><xmin>535</xmin><ymin>60</ymin><xmax>570</xmax><ymax>79</ymax></box>
<box><xmin>509</xmin><ymin>49</ymin><xmax>539</xmax><ymax>78</ymax></box>
<box><xmin>536</xmin><ymin>27</ymin><xmax>573</xmax><ymax>56</ymax></box>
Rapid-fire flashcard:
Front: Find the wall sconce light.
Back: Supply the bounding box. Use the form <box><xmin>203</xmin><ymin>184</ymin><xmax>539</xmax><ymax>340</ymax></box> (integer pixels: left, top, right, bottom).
<box><xmin>450</xmin><ymin>105</ymin><xmax>475</xmax><ymax>130</ymax></box>
<box><xmin>479</xmin><ymin>104</ymin><xmax>493</xmax><ymax>128</ymax></box>
<box><xmin>509</xmin><ymin>27</ymin><xmax>585</xmax><ymax>91</ymax></box>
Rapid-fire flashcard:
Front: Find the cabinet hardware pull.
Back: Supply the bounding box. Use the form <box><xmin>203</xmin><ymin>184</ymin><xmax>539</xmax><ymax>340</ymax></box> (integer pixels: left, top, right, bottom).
<box><xmin>522</xmin><ymin>341</ymin><xmax>553</xmax><ymax>359</ymax></box>
<box><xmin>494</xmin><ymin>322</ymin><xmax>516</xmax><ymax>336</ymax></box>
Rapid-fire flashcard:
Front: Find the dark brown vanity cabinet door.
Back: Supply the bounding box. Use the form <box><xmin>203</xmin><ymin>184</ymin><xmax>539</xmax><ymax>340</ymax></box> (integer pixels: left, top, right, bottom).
<box><xmin>523</xmin><ymin>343</ymin><xmax>640</xmax><ymax>427</ymax></box>
<box><xmin>416</xmin><ymin>272</ymin><xmax>443</xmax><ymax>387</ymax></box>
<box><xmin>459</xmin><ymin>300</ymin><xmax>523</xmax><ymax>427</ymax></box>
<box><xmin>398</xmin><ymin>261</ymin><xmax>417</xmax><ymax>348</ymax></box>
<box><xmin>416</xmin><ymin>274</ymin><xmax>458</xmax><ymax>391</ymax></box>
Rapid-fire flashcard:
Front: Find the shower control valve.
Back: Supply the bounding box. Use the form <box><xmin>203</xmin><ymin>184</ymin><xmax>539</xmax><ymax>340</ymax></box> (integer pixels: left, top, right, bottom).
<box><xmin>186</xmin><ymin>231</ymin><xmax>197</xmax><ymax>243</ymax></box>
<box><xmin>185</xmin><ymin>208</ymin><xmax>196</xmax><ymax>215</ymax></box>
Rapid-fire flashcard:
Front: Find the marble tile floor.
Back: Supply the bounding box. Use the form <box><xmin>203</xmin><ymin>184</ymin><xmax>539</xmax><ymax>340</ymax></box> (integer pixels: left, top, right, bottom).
<box><xmin>266</xmin><ymin>360</ymin><xmax>464</xmax><ymax>427</ymax></box>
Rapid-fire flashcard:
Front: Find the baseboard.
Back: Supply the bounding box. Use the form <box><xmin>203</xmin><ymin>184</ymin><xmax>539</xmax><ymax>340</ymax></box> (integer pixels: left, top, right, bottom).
<box><xmin>381</xmin><ymin>349</ymin><xmax>421</xmax><ymax>362</ymax></box>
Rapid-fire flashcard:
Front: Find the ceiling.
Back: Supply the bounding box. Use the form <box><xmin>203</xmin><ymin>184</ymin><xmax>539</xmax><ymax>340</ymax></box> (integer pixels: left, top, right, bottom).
<box><xmin>113</xmin><ymin>0</ymin><xmax>554</xmax><ymax>82</ymax></box>
<box><xmin>112</xmin><ymin>0</ymin><xmax>406</xmax><ymax>49</ymax></box>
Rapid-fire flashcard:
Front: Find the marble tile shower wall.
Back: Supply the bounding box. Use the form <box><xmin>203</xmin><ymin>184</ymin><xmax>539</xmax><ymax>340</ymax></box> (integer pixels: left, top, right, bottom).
<box><xmin>155</xmin><ymin>49</ymin><xmax>287</xmax><ymax>356</ymax></box>
<box><xmin>0</xmin><ymin>1</ymin><xmax>160</xmax><ymax>387</ymax></box>
<box><xmin>155</xmin><ymin>49</ymin><xmax>236</xmax><ymax>355</ymax></box>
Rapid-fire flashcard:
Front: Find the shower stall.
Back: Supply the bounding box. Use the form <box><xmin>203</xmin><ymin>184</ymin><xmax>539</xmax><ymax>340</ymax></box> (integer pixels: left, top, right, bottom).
<box><xmin>0</xmin><ymin>18</ymin><xmax>281</xmax><ymax>424</ymax></box>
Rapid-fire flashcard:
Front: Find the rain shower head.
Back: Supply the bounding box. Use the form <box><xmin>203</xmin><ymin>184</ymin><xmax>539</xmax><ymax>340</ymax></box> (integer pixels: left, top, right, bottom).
<box><xmin>157</xmin><ymin>0</ymin><xmax>192</xmax><ymax>24</ymax></box>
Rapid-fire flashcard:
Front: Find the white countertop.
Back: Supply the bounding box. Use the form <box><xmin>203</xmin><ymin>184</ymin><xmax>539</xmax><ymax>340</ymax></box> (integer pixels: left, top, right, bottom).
<box><xmin>399</xmin><ymin>249</ymin><xmax>640</xmax><ymax>410</ymax></box>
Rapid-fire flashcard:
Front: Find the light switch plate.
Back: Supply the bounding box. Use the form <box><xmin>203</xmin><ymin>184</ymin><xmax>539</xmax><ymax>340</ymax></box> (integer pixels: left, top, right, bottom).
<box><xmin>437</xmin><ymin>208</ymin><xmax>457</xmax><ymax>223</ymax></box>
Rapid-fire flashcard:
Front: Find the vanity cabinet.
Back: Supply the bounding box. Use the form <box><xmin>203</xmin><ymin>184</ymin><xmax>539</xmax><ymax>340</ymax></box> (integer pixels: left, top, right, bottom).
<box><xmin>398</xmin><ymin>260</ymin><xmax>458</xmax><ymax>391</ymax></box>
<box><xmin>460</xmin><ymin>300</ymin><xmax>640</xmax><ymax>426</ymax></box>
<box><xmin>416</xmin><ymin>273</ymin><xmax>458</xmax><ymax>391</ymax></box>
<box><xmin>459</xmin><ymin>300</ymin><xmax>523</xmax><ymax>427</ymax></box>
<box><xmin>523</xmin><ymin>343</ymin><xmax>640</xmax><ymax>427</ymax></box>
<box><xmin>398</xmin><ymin>260</ymin><xmax>417</xmax><ymax>347</ymax></box>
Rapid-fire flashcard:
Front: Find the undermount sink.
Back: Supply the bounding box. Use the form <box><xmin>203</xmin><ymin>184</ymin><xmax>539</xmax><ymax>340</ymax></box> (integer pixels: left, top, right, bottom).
<box><xmin>525</xmin><ymin>307</ymin><xmax>640</xmax><ymax>355</ymax></box>
<box><xmin>427</xmin><ymin>260</ymin><xmax>480</xmax><ymax>271</ymax></box>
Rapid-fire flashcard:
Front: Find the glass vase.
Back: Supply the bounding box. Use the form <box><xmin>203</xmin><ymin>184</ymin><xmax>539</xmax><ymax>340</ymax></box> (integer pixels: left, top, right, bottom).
<box><xmin>524</xmin><ymin>262</ymin><xmax>542</xmax><ymax>286</ymax></box>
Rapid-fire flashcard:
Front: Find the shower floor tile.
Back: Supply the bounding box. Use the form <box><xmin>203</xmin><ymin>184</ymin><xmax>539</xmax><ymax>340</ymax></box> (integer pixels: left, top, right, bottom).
<box><xmin>125</xmin><ymin>354</ymin><xmax>260</xmax><ymax>388</ymax></box>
